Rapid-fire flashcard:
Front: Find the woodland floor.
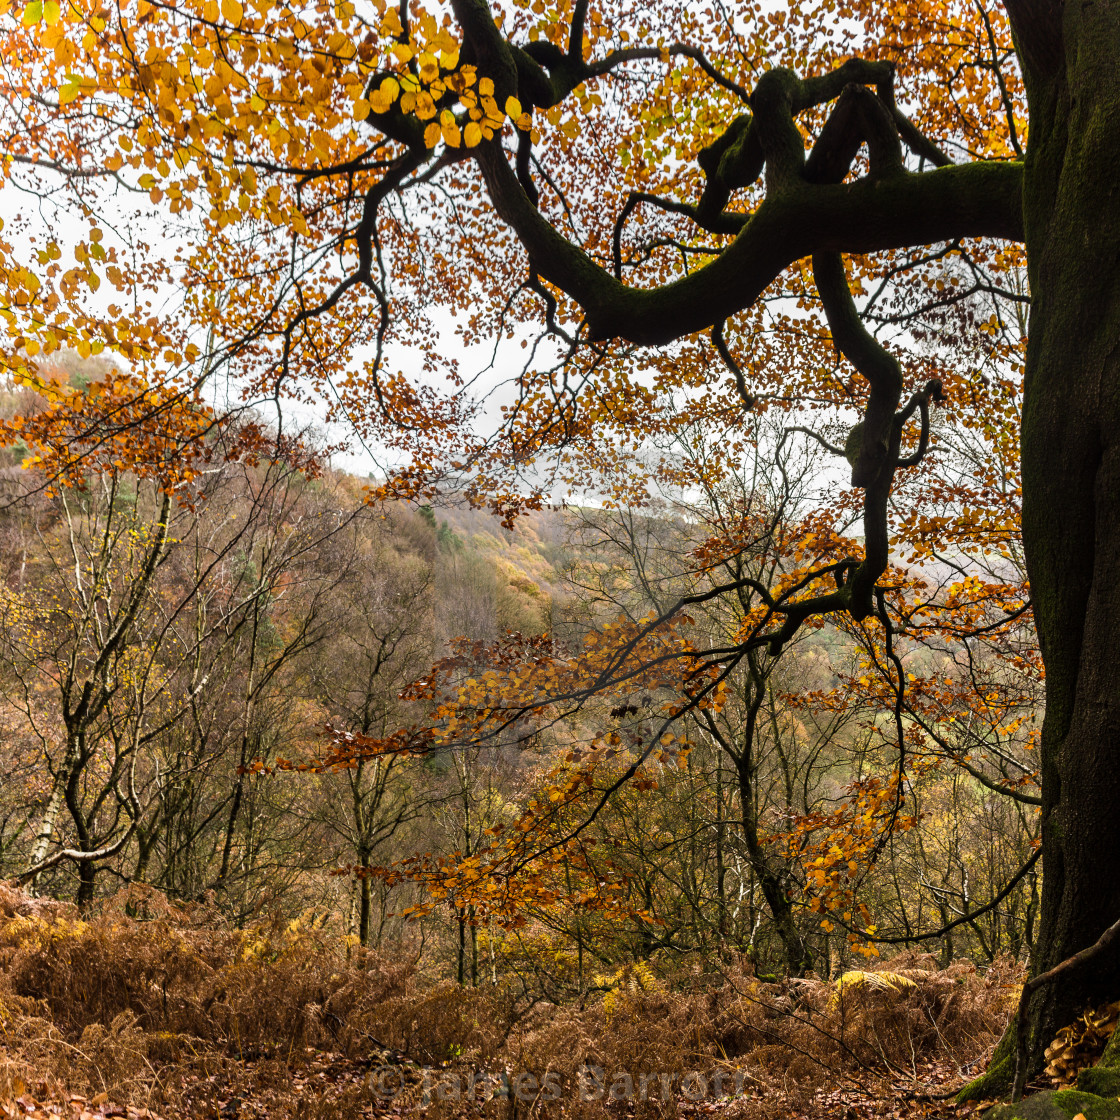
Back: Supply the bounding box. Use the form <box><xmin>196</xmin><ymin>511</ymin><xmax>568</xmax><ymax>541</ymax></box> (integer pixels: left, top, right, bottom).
<box><xmin>0</xmin><ymin>884</ymin><xmax>1056</xmax><ymax>1120</ymax></box>
<box><xmin>0</xmin><ymin>1047</ymin><xmax>1009</xmax><ymax>1120</ymax></box>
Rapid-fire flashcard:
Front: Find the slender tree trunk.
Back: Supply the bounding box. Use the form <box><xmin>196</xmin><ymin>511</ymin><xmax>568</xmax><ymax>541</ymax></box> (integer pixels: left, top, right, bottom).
<box><xmin>62</xmin><ymin>738</ymin><xmax>96</xmax><ymax>908</ymax></box>
<box><xmin>457</xmin><ymin>908</ymin><xmax>467</xmax><ymax>986</ymax></box>
<box><xmin>715</xmin><ymin>760</ymin><xmax>729</xmax><ymax>941</ymax></box>
<box><xmin>937</xmin><ymin>901</ymin><xmax>954</xmax><ymax>971</ymax></box>
<box><xmin>133</xmin><ymin>823</ymin><xmax>158</xmax><ymax>883</ymax></box>
<box><xmin>346</xmin><ymin>877</ymin><xmax>358</xmax><ymax>961</ymax></box>
<box><xmin>358</xmin><ymin>850</ymin><xmax>373</xmax><ymax>947</ymax></box>
<box><xmin>220</xmin><ymin>602</ymin><xmax>260</xmax><ymax>887</ymax></box>
<box><xmin>26</xmin><ymin>735</ymin><xmax>78</xmax><ymax>873</ymax></box>
<box><xmin>470</xmin><ymin>910</ymin><xmax>478</xmax><ymax>986</ymax></box>
<box><xmin>1012</xmin><ymin>0</ymin><xmax>1120</xmax><ymax>1075</ymax></box>
<box><xmin>736</xmin><ymin>757</ymin><xmax>814</xmax><ymax>977</ymax></box>
<box><xmin>704</xmin><ymin>684</ymin><xmax>813</xmax><ymax>976</ymax></box>
<box><xmin>218</xmin><ymin>773</ymin><xmax>245</xmax><ymax>885</ymax></box>
<box><xmin>76</xmin><ymin>859</ymin><xmax>96</xmax><ymax>908</ymax></box>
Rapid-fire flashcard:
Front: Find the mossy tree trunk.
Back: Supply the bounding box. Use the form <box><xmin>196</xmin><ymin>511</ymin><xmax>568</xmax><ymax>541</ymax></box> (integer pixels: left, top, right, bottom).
<box><xmin>1013</xmin><ymin>0</ymin><xmax>1120</xmax><ymax>1075</ymax></box>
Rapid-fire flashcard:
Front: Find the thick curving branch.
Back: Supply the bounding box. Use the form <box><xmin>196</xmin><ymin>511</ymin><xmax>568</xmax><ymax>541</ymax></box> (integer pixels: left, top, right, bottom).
<box><xmin>18</xmin><ymin>825</ymin><xmax>137</xmax><ymax>885</ymax></box>
<box><xmin>333</xmin><ymin>2</ymin><xmax>1007</xmax><ymax>667</ymax></box>
<box><xmin>804</xmin><ymin>82</ymin><xmax>904</xmax><ymax>184</ymax></box>
<box><xmin>357</xmin><ymin>4</ymin><xmax>1010</xmax><ymax>652</ymax></box>
<box><xmin>448</xmin><ymin>0</ymin><xmax>1025</xmax><ymax>347</ymax></box>
<box><xmin>809</xmin><ymin>257</ymin><xmax>948</xmax><ymax>624</ymax></box>
<box><xmin>482</xmin><ymin>148</ymin><xmax>1021</xmax><ymax>345</ymax></box>
<box><xmin>814</xmin><ymin>251</ymin><xmax>904</xmax><ymax>489</ymax></box>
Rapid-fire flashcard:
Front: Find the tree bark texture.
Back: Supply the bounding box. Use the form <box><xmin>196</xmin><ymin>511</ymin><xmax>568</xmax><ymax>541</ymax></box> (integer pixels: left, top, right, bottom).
<box><xmin>1017</xmin><ymin>0</ymin><xmax>1120</xmax><ymax>1070</ymax></box>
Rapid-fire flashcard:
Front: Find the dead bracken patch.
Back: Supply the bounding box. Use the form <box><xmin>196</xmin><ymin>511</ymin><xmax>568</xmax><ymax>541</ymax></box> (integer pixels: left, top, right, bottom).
<box><xmin>0</xmin><ymin>884</ymin><xmax>1019</xmax><ymax>1120</ymax></box>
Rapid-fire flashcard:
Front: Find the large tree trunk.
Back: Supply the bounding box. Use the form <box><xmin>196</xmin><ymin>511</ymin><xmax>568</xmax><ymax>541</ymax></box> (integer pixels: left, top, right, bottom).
<box><xmin>1014</xmin><ymin>0</ymin><xmax>1120</xmax><ymax>1075</ymax></box>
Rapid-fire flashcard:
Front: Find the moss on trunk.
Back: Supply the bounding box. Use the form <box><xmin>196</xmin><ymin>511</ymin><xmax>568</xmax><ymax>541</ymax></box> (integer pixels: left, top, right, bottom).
<box><xmin>1010</xmin><ymin>0</ymin><xmax>1120</xmax><ymax>1080</ymax></box>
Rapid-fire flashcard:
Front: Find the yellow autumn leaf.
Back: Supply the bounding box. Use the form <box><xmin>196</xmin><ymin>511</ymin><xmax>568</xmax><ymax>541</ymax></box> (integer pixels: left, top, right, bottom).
<box><xmin>441</xmin><ymin>113</ymin><xmax>460</xmax><ymax>147</ymax></box>
<box><xmin>505</xmin><ymin>95</ymin><xmax>522</xmax><ymax>120</ymax></box>
<box><xmin>463</xmin><ymin>120</ymin><xmax>482</xmax><ymax>147</ymax></box>
<box><xmin>369</xmin><ymin>90</ymin><xmax>393</xmax><ymax>114</ymax></box>
<box><xmin>378</xmin><ymin>6</ymin><xmax>401</xmax><ymax>35</ymax></box>
<box><xmin>57</xmin><ymin>76</ymin><xmax>82</xmax><ymax>105</ymax></box>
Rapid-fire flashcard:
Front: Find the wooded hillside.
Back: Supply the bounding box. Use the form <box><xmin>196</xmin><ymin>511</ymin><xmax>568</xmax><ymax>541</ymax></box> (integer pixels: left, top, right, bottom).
<box><xmin>0</xmin><ymin>356</ymin><xmax>1053</xmax><ymax>1120</ymax></box>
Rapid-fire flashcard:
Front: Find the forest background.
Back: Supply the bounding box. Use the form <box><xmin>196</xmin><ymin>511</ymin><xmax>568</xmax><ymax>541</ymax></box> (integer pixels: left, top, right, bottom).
<box><xmin>0</xmin><ymin>344</ymin><xmax>1043</xmax><ymax>1120</ymax></box>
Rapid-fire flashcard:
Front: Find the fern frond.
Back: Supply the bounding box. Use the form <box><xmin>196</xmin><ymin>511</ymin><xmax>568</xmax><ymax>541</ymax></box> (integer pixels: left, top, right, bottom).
<box><xmin>829</xmin><ymin>970</ymin><xmax>919</xmax><ymax>1009</ymax></box>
